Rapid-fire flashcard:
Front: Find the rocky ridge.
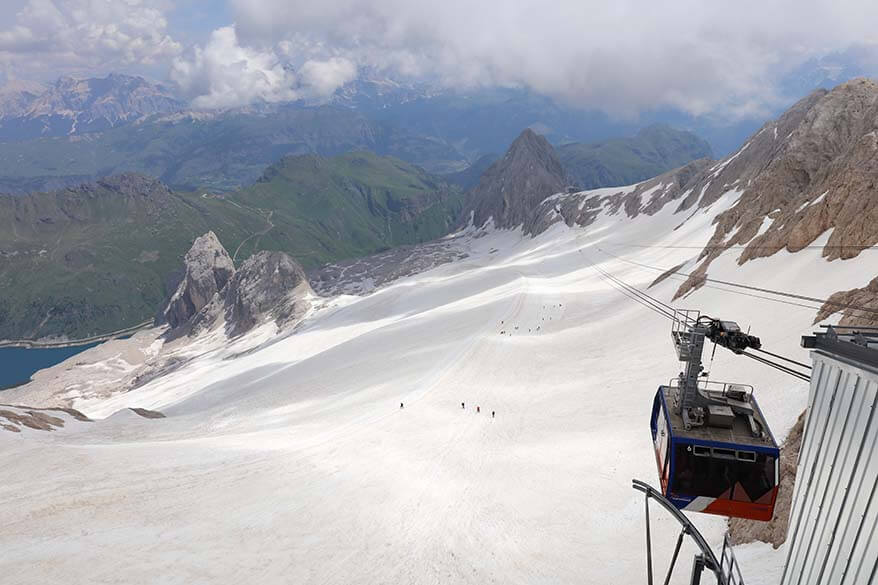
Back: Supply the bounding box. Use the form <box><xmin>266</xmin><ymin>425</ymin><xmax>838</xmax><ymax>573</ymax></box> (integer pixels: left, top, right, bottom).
<box><xmin>0</xmin><ymin>172</ymin><xmax>177</xmax><ymax>227</ymax></box>
<box><xmin>464</xmin><ymin>128</ymin><xmax>567</xmax><ymax>230</ymax></box>
<box><xmin>525</xmin><ymin>78</ymin><xmax>878</xmax><ymax>320</ymax></box>
<box><xmin>192</xmin><ymin>250</ymin><xmax>313</xmax><ymax>337</ymax></box>
<box><xmin>673</xmin><ymin>78</ymin><xmax>878</xmax><ymax>298</ymax></box>
<box><xmin>815</xmin><ymin>276</ymin><xmax>878</xmax><ymax>327</ymax></box>
<box><xmin>166</xmin><ymin>233</ymin><xmax>313</xmax><ymax>338</ymax></box>
<box><xmin>163</xmin><ymin>232</ymin><xmax>236</xmax><ymax>328</ymax></box>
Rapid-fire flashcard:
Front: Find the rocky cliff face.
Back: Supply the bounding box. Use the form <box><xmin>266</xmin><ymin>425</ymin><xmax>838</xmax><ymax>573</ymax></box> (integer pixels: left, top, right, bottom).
<box><xmin>166</xmin><ymin>233</ymin><xmax>313</xmax><ymax>337</ymax></box>
<box><xmin>815</xmin><ymin>276</ymin><xmax>878</xmax><ymax>327</ymax></box>
<box><xmin>464</xmin><ymin>129</ymin><xmax>567</xmax><ymax>230</ymax></box>
<box><xmin>214</xmin><ymin>251</ymin><xmax>313</xmax><ymax>337</ymax></box>
<box><xmin>0</xmin><ymin>80</ymin><xmax>47</xmax><ymax>118</ymax></box>
<box><xmin>163</xmin><ymin>232</ymin><xmax>236</xmax><ymax>329</ymax></box>
<box><xmin>672</xmin><ymin>78</ymin><xmax>878</xmax><ymax>298</ymax></box>
<box><xmin>527</xmin><ymin>78</ymin><xmax>878</xmax><ymax>317</ymax></box>
<box><xmin>528</xmin><ymin>157</ymin><xmax>714</xmax><ymax>234</ymax></box>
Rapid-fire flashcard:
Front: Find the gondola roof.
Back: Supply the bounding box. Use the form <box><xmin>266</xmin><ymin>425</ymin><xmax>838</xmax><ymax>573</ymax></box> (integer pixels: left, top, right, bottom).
<box><xmin>658</xmin><ymin>386</ymin><xmax>778</xmax><ymax>450</ymax></box>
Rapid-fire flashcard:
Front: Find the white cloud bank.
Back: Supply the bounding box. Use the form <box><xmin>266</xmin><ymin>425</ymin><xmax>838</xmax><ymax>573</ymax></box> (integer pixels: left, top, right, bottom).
<box><xmin>226</xmin><ymin>0</ymin><xmax>878</xmax><ymax>119</ymax></box>
<box><xmin>0</xmin><ymin>0</ymin><xmax>181</xmax><ymax>78</ymax></box>
<box><xmin>2</xmin><ymin>0</ymin><xmax>878</xmax><ymax>118</ymax></box>
<box><xmin>170</xmin><ymin>26</ymin><xmax>357</xmax><ymax>109</ymax></box>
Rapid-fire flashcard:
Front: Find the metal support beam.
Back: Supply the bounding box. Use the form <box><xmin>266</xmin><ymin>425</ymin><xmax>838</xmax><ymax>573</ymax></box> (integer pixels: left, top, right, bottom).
<box><xmin>646</xmin><ymin>493</ymin><xmax>654</xmax><ymax>585</ymax></box>
<box><xmin>663</xmin><ymin>527</ymin><xmax>686</xmax><ymax>585</ymax></box>
<box><xmin>690</xmin><ymin>554</ymin><xmax>706</xmax><ymax>585</ymax></box>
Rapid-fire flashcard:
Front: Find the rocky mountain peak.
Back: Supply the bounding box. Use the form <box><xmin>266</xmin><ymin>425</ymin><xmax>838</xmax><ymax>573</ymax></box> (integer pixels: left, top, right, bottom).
<box><xmin>465</xmin><ymin>128</ymin><xmax>566</xmax><ymax>230</ymax></box>
<box><xmin>221</xmin><ymin>251</ymin><xmax>313</xmax><ymax>337</ymax></box>
<box><xmin>0</xmin><ymin>80</ymin><xmax>47</xmax><ymax>118</ymax></box>
<box><xmin>663</xmin><ymin>77</ymin><xmax>878</xmax><ymax>298</ymax></box>
<box><xmin>163</xmin><ymin>232</ymin><xmax>236</xmax><ymax>329</ymax></box>
<box><xmin>94</xmin><ymin>173</ymin><xmax>173</xmax><ymax>198</ymax></box>
<box><xmin>519</xmin><ymin>77</ymin><xmax>878</xmax><ymax>314</ymax></box>
<box><xmin>162</xmin><ymin>232</ymin><xmax>314</xmax><ymax>337</ymax></box>
<box><xmin>0</xmin><ymin>73</ymin><xmax>185</xmax><ymax>140</ymax></box>
<box><xmin>29</xmin><ymin>74</ymin><xmax>184</xmax><ymax>122</ymax></box>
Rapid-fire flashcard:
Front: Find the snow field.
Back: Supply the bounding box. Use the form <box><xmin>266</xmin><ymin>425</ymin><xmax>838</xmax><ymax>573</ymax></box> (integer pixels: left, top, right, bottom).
<box><xmin>1</xmin><ymin>191</ymin><xmax>870</xmax><ymax>584</ymax></box>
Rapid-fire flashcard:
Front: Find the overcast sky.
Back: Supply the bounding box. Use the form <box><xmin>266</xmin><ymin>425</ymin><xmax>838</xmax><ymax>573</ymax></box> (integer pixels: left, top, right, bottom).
<box><xmin>2</xmin><ymin>0</ymin><xmax>877</xmax><ymax>120</ymax></box>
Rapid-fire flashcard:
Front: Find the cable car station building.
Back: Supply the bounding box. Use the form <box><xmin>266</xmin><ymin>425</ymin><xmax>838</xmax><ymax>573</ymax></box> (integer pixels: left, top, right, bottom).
<box><xmin>781</xmin><ymin>326</ymin><xmax>878</xmax><ymax>585</ymax></box>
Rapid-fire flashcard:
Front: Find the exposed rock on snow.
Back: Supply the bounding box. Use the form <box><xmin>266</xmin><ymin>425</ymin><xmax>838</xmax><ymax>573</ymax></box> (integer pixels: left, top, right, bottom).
<box><xmin>529</xmin><ymin>158</ymin><xmax>713</xmax><ymax>234</ymax></box>
<box><xmin>675</xmin><ymin>78</ymin><xmax>878</xmax><ymax>297</ymax></box>
<box><xmin>0</xmin><ymin>404</ymin><xmax>91</xmax><ymax>433</ymax></box>
<box><xmin>2</xmin><ymin>235</ymin><xmax>314</xmax><ymax>411</ymax></box>
<box><xmin>165</xmin><ymin>233</ymin><xmax>312</xmax><ymax>337</ymax></box>
<box><xmin>310</xmin><ymin>236</ymin><xmax>468</xmax><ymax>296</ymax></box>
<box><xmin>814</xmin><ymin>274</ymin><xmax>878</xmax><ymax>327</ymax></box>
<box><xmin>208</xmin><ymin>251</ymin><xmax>313</xmax><ymax>337</ymax></box>
<box><xmin>528</xmin><ymin>78</ymin><xmax>878</xmax><ymax>311</ymax></box>
<box><xmin>163</xmin><ymin>232</ymin><xmax>235</xmax><ymax>328</ymax></box>
<box><xmin>0</xmin><ymin>170</ymin><xmax>851</xmax><ymax>582</ymax></box>
<box><xmin>465</xmin><ymin>128</ymin><xmax>567</xmax><ymax>231</ymax></box>
<box><xmin>129</xmin><ymin>407</ymin><xmax>165</xmax><ymax>419</ymax></box>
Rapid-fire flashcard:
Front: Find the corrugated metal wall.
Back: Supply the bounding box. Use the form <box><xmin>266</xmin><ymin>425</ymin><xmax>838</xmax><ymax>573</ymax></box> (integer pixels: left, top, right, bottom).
<box><xmin>781</xmin><ymin>351</ymin><xmax>878</xmax><ymax>585</ymax></box>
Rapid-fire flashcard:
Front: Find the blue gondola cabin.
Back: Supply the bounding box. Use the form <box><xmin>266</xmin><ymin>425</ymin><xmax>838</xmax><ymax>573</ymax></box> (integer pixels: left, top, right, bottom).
<box><xmin>650</xmin><ymin>385</ymin><xmax>780</xmax><ymax>521</ymax></box>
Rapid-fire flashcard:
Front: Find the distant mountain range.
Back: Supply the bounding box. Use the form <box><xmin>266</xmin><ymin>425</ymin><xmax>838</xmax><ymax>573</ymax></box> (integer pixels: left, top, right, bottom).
<box><xmin>3</xmin><ymin>77</ymin><xmax>878</xmax><ymax>340</ymax></box>
<box><xmin>0</xmin><ymin>74</ymin><xmax>714</xmax><ymax>195</ymax></box>
<box><xmin>0</xmin><ymin>74</ymin><xmax>184</xmax><ymax>140</ymax></box>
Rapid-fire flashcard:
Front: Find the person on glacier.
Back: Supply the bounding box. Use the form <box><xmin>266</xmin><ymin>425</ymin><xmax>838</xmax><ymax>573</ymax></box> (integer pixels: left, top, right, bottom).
<box><xmin>400</xmin><ymin>402</ymin><xmax>404</xmax><ymax>409</ymax></box>
<box><xmin>461</xmin><ymin>402</ymin><xmax>465</xmax><ymax>409</ymax></box>
<box><xmin>477</xmin><ymin>406</ymin><xmax>480</xmax><ymax>413</ymax></box>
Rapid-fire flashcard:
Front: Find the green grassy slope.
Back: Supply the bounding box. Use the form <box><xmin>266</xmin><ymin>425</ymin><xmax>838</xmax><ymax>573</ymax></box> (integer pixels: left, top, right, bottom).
<box><xmin>230</xmin><ymin>152</ymin><xmax>465</xmax><ymax>267</ymax></box>
<box><xmin>557</xmin><ymin>124</ymin><xmax>713</xmax><ymax>189</ymax></box>
<box><xmin>0</xmin><ymin>178</ymin><xmax>261</xmax><ymax>339</ymax></box>
<box><xmin>0</xmin><ymin>153</ymin><xmax>463</xmax><ymax>340</ymax></box>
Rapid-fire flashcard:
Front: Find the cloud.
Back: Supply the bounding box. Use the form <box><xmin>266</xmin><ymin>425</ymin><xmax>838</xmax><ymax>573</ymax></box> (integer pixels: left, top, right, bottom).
<box><xmin>299</xmin><ymin>57</ymin><xmax>357</xmax><ymax>97</ymax></box>
<box><xmin>225</xmin><ymin>0</ymin><xmax>878</xmax><ymax>120</ymax></box>
<box><xmin>3</xmin><ymin>0</ymin><xmax>877</xmax><ymax>119</ymax></box>
<box><xmin>0</xmin><ymin>0</ymin><xmax>181</xmax><ymax>79</ymax></box>
<box><xmin>171</xmin><ymin>26</ymin><xmax>356</xmax><ymax>109</ymax></box>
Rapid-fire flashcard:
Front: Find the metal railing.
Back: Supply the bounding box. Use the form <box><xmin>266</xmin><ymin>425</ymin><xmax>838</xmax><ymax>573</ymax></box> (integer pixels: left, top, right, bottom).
<box><xmin>671</xmin><ymin>309</ymin><xmax>701</xmax><ymax>334</ymax></box>
<box><xmin>671</xmin><ymin>309</ymin><xmax>702</xmax><ymax>361</ymax></box>
<box><xmin>720</xmin><ymin>534</ymin><xmax>746</xmax><ymax>585</ymax></box>
<box><xmin>668</xmin><ymin>378</ymin><xmax>754</xmax><ymax>402</ymax></box>
<box><xmin>633</xmin><ymin>479</ymin><xmax>747</xmax><ymax>585</ymax></box>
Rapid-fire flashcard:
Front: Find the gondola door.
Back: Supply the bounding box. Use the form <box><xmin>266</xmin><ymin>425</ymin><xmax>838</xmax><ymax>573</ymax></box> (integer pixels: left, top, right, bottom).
<box><xmin>651</xmin><ymin>389</ymin><xmax>671</xmax><ymax>493</ymax></box>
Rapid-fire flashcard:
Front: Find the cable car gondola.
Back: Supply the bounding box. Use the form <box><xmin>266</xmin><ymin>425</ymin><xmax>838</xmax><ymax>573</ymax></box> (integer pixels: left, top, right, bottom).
<box><xmin>649</xmin><ymin>311</ymin><xmax>780</xmax><ymax>521</ymax></box>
